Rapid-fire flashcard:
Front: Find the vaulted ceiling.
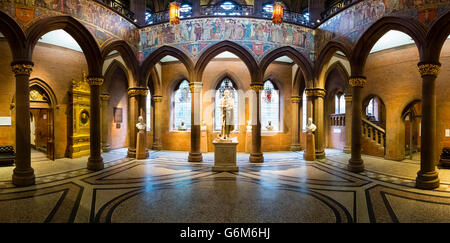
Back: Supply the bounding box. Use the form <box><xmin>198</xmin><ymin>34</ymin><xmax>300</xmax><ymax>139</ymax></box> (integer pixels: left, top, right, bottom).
<box><xmin>146</xmin><ymin>0</ymin><xmax>309</xmax><ymax>13</ymax></box>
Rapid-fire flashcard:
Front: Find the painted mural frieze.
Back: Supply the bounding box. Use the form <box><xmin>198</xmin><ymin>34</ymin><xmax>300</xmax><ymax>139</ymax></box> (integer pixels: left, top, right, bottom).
<box><xmin>138</xmin><ymin>17</ymin><xmax>316</xmax><ymax>63</ymax></box>
<box><xmin>0</xmin><ymin>0</ymin><xmax>139</xmax><ymax>51</ymax></box>
<box><xmin>316</xmin><ymin>0</ymin><xmax>450</xmax><ymax>54</ymax></box>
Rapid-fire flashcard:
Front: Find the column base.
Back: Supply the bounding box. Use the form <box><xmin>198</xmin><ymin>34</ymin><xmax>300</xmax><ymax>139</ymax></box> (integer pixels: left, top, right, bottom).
<box><xmin>290</xmin><ymin>144</ymin><xmax>302</xmax><ymax>152</ymax></box>
<box><xmin>127</xmin><ymin>148</ymin><xmax>136</xmax><ymax>158</ymax></box>
<box><xmin>102</xmin><ymin>144</ymin><xmax>111</xmax><ymax>152</ymax></box>
<box><xmin>87</xmin><ymin>156</ymin><xmax>104</xmax><ymax>171</ymax></box>
<box><xmin>347</xmin><ymin>158</ymin><xmax>364</xmax><ymax>173</ymax></box>
<box><xmin>12</xmin><ymin>168</ymin><xmax>35</xmax><ymax>187</ymax></box>
<box><xmin>315</xmin><ymin>150</ymin><xmax>325</xmax><ymax>159</ymax></box>
<box><xmin>343</xmin><ymin>146</ymin><xmax>351</xmax><ymax>154</ymax></box>
<box><xmin>188</xmin><ymin>152</ymin><xmax>203</xmax><ymax>162</ymax></box>
<box><xmin>152</xmin><ymin>144</ymin><xmax>162</xmax><ymax>151</ymax></box>
<box><xmin>250</xmin><ymin>153</ymin><xmax>264</xmax><ymax>163</ymax></box>
<box><xmin>416</xmin><ymin>170</ymin><xmax>440</xmax><ymax>190</ymax></box>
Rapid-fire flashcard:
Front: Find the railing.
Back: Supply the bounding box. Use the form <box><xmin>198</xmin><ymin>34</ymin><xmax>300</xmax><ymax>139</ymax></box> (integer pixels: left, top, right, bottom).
<box><xmin>330</xmin><ymin>114</ymin><xmax>345</xmax><ymax>126</ymax></box>
<box><xmin>95</xmin><ymin>0</ymin><xmax>135</xmax><ymax>21</ymax></box>
<box><xmin>362</xmin><ymin>117</ymin><xmax>386</xmax><ymax>147</ymax></box>
<box><xmin>144</xmin><ymin>5</ymin><xmax>314</xmax><ymax>27</ymax></box>
<box><xmin>320</xmin><ymin>0</ymin><xmax>360</xmax><ymax>21</ymax></box>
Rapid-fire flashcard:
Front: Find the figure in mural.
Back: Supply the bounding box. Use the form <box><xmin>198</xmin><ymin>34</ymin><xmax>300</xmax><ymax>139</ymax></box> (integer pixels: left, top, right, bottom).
<box><xmin>218</xmin><ymin>90</ymin><xmax>234</xmax><ymax>140</ymax></box>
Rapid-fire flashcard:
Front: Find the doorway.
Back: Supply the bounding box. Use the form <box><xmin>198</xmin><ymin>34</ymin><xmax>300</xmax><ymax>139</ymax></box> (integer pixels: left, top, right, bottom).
<box><xmin>29</xmin><ymin>80</ymin><xmax>56</xmax><ymax>161</ymax></box>
<box><xmin>402</xmin><ymin>100</ymin><xmax>422</xmax><ymax>161</ymax></box>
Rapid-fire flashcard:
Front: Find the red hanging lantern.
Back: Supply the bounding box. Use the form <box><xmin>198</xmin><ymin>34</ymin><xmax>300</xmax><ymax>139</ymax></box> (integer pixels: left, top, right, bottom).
<box><xmin>170</xmin><ymin>1</ymin><xmax>180</xmax><ymax>24</ymax></box>
<box><xmin>272</xmin><ymin>2</ymin><xmax>283</xmax><ymax>24</ymax></box>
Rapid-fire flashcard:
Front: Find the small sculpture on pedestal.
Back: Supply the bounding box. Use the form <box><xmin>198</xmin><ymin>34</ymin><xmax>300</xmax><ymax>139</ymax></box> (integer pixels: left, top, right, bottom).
<box><xmin>178</xmin><ymin>121</ymin><xmax>186</xmax><ymax>131</ymax></box>
<box><xmin>217</xmin><ymin>90</ymin><xmax>234</xmax><ymax>140</ymax></box>
<box><xmin>266</xmin><ymin>121</ymin><xmax>274</xmax><ymax>131</ymax></box>
<box><xmin>304</xmin><ymin>118</ymin><xmax>316</xmax><ymax>161</ymax></box>
<box><xmin>136</xmin><ymin>116</ymin><xmax>147</xmax><ymax>159</ymax></box>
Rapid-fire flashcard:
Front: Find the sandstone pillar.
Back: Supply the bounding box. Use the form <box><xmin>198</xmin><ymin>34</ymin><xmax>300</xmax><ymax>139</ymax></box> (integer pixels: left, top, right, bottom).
<box><xmin>250</xmin><ymin>83</ymin><xmax>264</xmax><ymax>163</ymax></box>
<box><xmin>416</xmin><ymin>62</ymin><xmax>441</xmax><ymax>189</ymax></box>
<box><xmin>344</xmin><ymin>95</ymin><xmax>352</xmax><ymax>154</ymax></box>
<box><xmin>347</xmin><ymin>77</ymin><xmax>366</xmax><ymax>173</ymax></box>
<box><xmin>188</xmin><ymin>82</ymin><xmax>203</xmax><ymax>162</ymax></box>
<box><xmin>152</xmin><ymin>95</ymin><xmax>163</xmax><ymax>150</ymax></box>
<box><xmin>127</xmin><ymin>87</ymin><xmax>148</xmax><ymax>158</ymax></box>
<box><xmin>11</xmin><ymin>62</ymin><xmax>35</xmax><ymax>186</ymax></box>
<box><xmin>290</xmin><ymin>96</ymin><xmax>302</xmax><ymax>151</ymax></box>
<box><xmin>87</xmin><ymin>76</ymin><xmax>104</xmax><ymax>171</ymax></box>
<box><xmin>100</xmin><ymin>94</ymin><xmax>111</xmax><ymax>152</ymax></box>
<box><xmin>306</xmin><ymin>88</ymin><xmax>326</xmax><ymax>159</ymax></box>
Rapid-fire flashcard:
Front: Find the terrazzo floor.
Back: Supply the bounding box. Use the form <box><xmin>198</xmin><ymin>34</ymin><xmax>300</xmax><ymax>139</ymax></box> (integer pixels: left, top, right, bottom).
<box><xmin>1</xmin><ymin>148</ymin><xmax>450</xmax><ymax>223</ymax></box>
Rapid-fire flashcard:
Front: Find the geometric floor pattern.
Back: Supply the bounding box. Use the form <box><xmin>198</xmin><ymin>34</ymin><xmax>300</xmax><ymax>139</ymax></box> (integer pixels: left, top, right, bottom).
<box><xmin>1</xmin><ymin>148</ymin><xmax>450</xmax><ymax>223</ymax></box>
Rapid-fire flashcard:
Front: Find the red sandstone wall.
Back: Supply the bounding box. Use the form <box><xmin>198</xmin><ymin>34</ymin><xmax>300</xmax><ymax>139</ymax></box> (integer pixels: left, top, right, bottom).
<box><xmin>363</xmin><ymin>39</ymin><xmax>450</xmax><ymax>162</ymax></box>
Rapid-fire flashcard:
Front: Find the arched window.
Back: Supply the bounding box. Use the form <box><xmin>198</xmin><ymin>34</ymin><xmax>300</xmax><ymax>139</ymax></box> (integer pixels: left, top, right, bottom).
<box><xmin>179</xmin><ymin>3</ymin><xmax>192</xmax><ymax>18</ymax></box>
<box><xmin>302</xmin><ymin>91</ymin><xmax>307</xmax><ymax>131</ymax></box>
<box><xmin>261</xmin><ymin>80</ymin><xmax>280</xmax><ymax>131</ymax></box>
<box><xmin>173</xmin><ymin>80</ymin><xmax>191</xmax><ymax>130</ymax></box>
<box><xmin>215</xmin><ymin>78</ymin><xmax>239</xmax><ymax>131</ymax></box>
<box><xmin>262</xmin><ymin>3</ymin><xmax>273</xmax><ymax>18</ymax></box>
<box><xmin>214</xmin><ymin>1</ymin><xmax>242</xmax><ymax>16</ymax></box>
<box><xmin>366</xmin><ymin>97</ymin><xmax>379</xmax><ymax>121</ymax></box>
<box><xmin>146</xmin><ymin>92</ymin><xmax>151</xmax><ymax>131</ymax></box>
<box><xmin>334</xmin><ymin>93</ymin><xmax>346</xmax><ymax>114</ymax></box>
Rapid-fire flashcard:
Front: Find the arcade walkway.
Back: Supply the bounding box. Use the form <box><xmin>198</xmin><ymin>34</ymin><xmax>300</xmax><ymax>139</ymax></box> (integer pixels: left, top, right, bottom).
<box><xmin>0</xmin><ymin>149</ymin><xmax>449</xmax><ymax>223</ymax></box>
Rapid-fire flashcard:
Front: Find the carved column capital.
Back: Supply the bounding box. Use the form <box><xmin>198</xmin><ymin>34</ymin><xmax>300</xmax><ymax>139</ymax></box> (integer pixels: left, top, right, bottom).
<box><xmin>87</xmin><ymin>76</ymin><xmax>104</xmax><ymax>86</ymax></box>
<box><xmin>305</xmin><ymin>88</ymin><xmax>326</xmax><ymax>98</ymax></box>
<box><xmin>349</xmin><ymin>76</ymin><xmax>367</xmax><ymax>88</ymax></box>
<box><xmin>250</xmin><ymin>83</ymin><xmax>264</xmax><ymax>92</ymax></box>
<box><xmin>291</xmin><ymin>96</ymin><xmax>301</xmax><ymax>103</ymax></box>
<box><xmin>418</xmin><ymin>62</ymin><xmax>441</xmax><ymax>77</ymax></box>
<box><xmin>152</xmin><ymin>95</ymin><xmax>163</xmax><ymax>102</ymax></box>
<box><xmin>128</xmin><ymin>87</ymin><xmax>149</xmax><ymax>97</ymax></box>
<box><xmin>11</xmin><ymin>63</ymin><xmax>33</xmax><ymax>76</ymax></box>
<box><xmin>189</xmin><ymin>82</ymin><xmax>202</xmax><ymax>93</ymax></box>
<box><xmin>100</xmin><ymin>94</ymin><xmax>110</xmax><ymax>101</ymax></box>
<box><xmin>344</xmin><ymin>95</ymin><xmax>352</xmax><ymax>102</ymax></box>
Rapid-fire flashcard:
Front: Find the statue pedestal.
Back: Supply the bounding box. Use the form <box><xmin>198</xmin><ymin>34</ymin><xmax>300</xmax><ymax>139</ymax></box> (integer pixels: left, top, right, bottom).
<box><xmin>245</xmin><ymin>130</ymin><xmax>252</xmax><ymax>153</ymax></box>
<box><xmin>200</xmin><ymin>128</ymin><xmax>208</xmax><ymax>153</ymax></box>
<box><xmin>304</xmin><ymin>133</ymin><xmax>316</xmax><ymax>161</ymax></box>
<box><xmin>212</xmin><ymin>137</ymin><xmax>239</xmax><ymax>172</ymax></box>
<box><xmin>136</xmin><ymin>131</ymin><xmax>147</xmax><ymax>159</ymax></box>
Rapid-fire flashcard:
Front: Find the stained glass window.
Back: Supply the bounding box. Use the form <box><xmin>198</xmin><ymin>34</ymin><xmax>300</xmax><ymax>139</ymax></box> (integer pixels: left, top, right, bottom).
<box><xmin>146</xmin><ymin>92</ymin><xmax>151</xmax><ymax>131</ymax></box>
<box><xmin>261</xmin><ymin>80</ymin><xmax>280</xmax><ymax>131</ymax></box>
<box><xmin>173</xmin><ymin>80</ymin><xmax>191</xmax><ymax>130</ymax></box>
<box><xmin>214</xmin><ymin>1</ymin><xmax>242</xmax><ymax>16</ymax></box>
<box><xmin>215</xmin><ymin>78</ymin><xmax>239</xmax><ymax>131</ymax></box>
<box><xmin>179</xmin><ymin>3</ymin><xmax>192</xmax><ymax>18</ymax></box>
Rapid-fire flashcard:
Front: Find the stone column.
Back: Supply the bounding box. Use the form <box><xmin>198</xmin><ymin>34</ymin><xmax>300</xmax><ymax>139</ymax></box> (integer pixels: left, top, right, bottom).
<box><xmin>188</xmin><ymin>82</ymin><xmax>203</xmax><ymax>162</ymax></box>
<box><xmin>416</xmin><ymin>62</ymin><xmax>441</xmax><ymax>189</ymax></box>
<box><xmin>193</xmin><ymin>0</ymin><xmax>201</xmax><ymax>17</ymax></box>
<box><xmin>127</xmin><ymin>87</ymin><xmax>148</xmax><ymax>158</ymax></box>
<box><xmin>250</xmin><ymin>83</ymin><xmax>264</xmax><ymax>163</ymax></box>
<box><xmin>347</xmin><ymin>77</ymin><xmax>366</xmax><ymax>173</ymax></box>
<box><xmin>100</xmin><ymin>94</ymin><xmax>111</xmax><ymax>152</ymax></box>
<box><xmin>11</xmin><ymin>62</ymin><xmax>35</xmax><ymax>186</ymax></box>
<box><xmin>290</xmin><ymin>96</ymin><xmax>302</xmax><ymax>151</ymax></box>
<box><xmin>344</xmin><ymin>95</ymin><xmax>352</xmax><ymax>154</ymax></box>
<box><xmin>87</xmin><ymin>76</ymin><xmax>104</xmax><ymax>171</ymax></box>
<box><xmin>152</xmin><ymin>95</ymin><xmax>163</xmax><ymax>150</ymax></box>
<box><xmin>306</xmin><ymin>88</ymin><xmax>326</xmax><ymax>159</ymax></box>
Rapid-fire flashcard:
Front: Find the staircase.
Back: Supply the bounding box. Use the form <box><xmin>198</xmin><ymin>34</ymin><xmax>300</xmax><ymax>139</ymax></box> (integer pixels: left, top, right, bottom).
<box><xmin>361</xmin><ymin>117</ymin><xmax>385</xmax><ymax>157</ymax></box>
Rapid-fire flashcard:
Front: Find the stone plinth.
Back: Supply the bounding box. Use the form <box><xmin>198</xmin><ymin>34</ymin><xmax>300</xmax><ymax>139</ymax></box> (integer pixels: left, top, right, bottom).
<box><xmin>136</xmin><ymin>131</ymin><xmax>147</xmax><ymax>159</ymax></box>
<box><xmin>304</xmin><ymin>133</ymin><xmax>316</xmax><ymax>161</ymax></box>
<box><xmin>200</xmin><ymin>128</ymin><xmax>208</xmax><ymax>153</ymax></box>
<box><xmin>212</xmin><ymin>138</ymin><xmax>239</xmax><ymax>172</ymax></box>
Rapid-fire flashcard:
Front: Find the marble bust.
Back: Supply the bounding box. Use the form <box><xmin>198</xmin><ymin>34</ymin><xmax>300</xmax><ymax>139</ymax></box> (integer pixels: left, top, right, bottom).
<box><xmin>306</xmin><ymin>118</ymin><xmax>316</xmax><ymax>134</ymax></box>
<box><xmin>218</xmin><ymin>90</ymin><xmax>234</xmax><ymax>140</ymax></box>
<box><xmin>178</xmin><ymin>121</ymin><xmax>186</xmax><ymax>131</ymax></box>
<box><xmin>136</xmin><ymin>116</ymin><xmax>146</xmax><ymax>132</ymax></box>
<box><xmin>266</xmin><ymin>121</ymin><xmax>273</xmax><ymax>131</ymax></box>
